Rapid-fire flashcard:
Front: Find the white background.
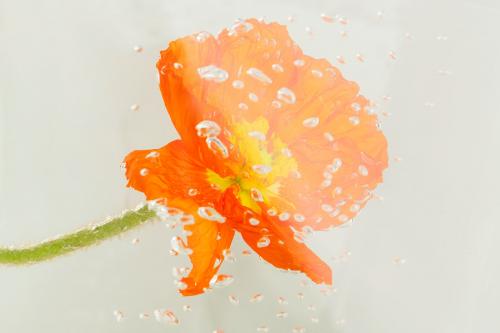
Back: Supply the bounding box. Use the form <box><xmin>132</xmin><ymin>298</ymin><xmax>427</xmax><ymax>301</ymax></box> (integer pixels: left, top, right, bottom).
<box><xmin>1</xmin><ymin>0</ymin><xmax>499</xmax><ymax>332</ymax></box>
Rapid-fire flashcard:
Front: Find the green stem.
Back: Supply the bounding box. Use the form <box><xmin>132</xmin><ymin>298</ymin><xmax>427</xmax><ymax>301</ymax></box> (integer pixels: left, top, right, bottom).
<box><xmin>0</xmin><ymin>205</ymin><xmax>157</xmax><ymax>265</ymax></box>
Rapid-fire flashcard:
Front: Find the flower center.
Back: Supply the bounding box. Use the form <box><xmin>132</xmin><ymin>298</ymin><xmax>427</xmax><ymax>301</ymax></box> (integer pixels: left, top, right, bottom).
<box><xmin>206</xmin><ymin>117</ymin><xmax>297</xmax><ymax>213</ymax></box>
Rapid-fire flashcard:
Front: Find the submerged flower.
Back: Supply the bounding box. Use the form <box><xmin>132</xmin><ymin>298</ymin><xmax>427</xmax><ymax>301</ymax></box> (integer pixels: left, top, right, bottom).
<box><xmin>124</xmin><ymin>19</ymin><xmax>388</xmax><ymax>296</ymax></box>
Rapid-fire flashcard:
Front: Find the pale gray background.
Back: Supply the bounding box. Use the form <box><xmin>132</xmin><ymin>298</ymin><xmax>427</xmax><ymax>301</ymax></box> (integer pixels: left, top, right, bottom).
<box><xmin>1</xmin><ymin>0</ymin><xmax>499</xmax><ymax>332</ymax></box>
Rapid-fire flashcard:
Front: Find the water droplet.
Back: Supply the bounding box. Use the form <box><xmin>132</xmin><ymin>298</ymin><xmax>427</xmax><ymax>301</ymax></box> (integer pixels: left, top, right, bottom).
<box><xmin>302</xmin><ymin>117</ymin><xmax>319</xmax><ymax>128</ymax></box>
<box><xmin>279</xmin><ymin>212</ymin><xmax>290</xmax><ymax>221</ymax></box>
<box><xmin>277</xmin><ymin>296</ymin><xmax>288</xmax><ymax>305</ymax></box>
<box><xmin>328</xmin><ymin>158</ymin><xmax>342</xmax><ymax>173</ymax></box>
<box><xmin>139</xmin><ymin>313</ymin><xmax>150</xmax><ymax>320</ymax></box>
<box><xmin>228</xmin><ymin>21</ymin><xmax>254</xmax><ymax>36</ymax></box>
<box><xmin>271</xmin><ymin>100</ymin><xmax>282</xmax><ymax>109</ymax></box>
<box><xmin>276</xmin><ymin>311</ymin><xmax>289</xmax><ymax>319</ymax></box>
<box><xmin>198</xmin><ymin>206</ymin><xmax>226</xmax><ymax>223</ymax></box>
<box><xmin>349</xmin><ymin>116</ymin><xmax>360</xmax><ymax>125</ymax></box>
<box><xmin>133</xmin><ymin>45</ymin><xmax>143</xmax><ymax>53</ymax></box>
<box><xmin>145</xmin><ymin>151</ymin><xmax>159</xmax><ymax>159</ymax></box>
<box><xmin>338</xmin><ymin>16</ymin><xmax>349</xmax><ymax>25</ymax></box>
<box><xmin>140</xmin><ymin>168</ymin><xmax>149</xmax><ymax>176</ymax></box>
<box><xmin>251</xmin><ymin>188</ymin><xmax>264</xmax><ymax>202</ymax></box>
<box><xmin>257</xmin><ymin>325</ymin><xmax>269</xmax><ymax>332</ymax></box>
<box><xmin>154</xmin><ymin>309</ymin><xmax>179</xmax><ymax>325</ymax></box>
<box><xmin>336</xmin><ymin>55</ymin><xmax>346</xmax><ymax>64</ymax></box>
<box><xmin>198</xmin><ymin>65</ymin><xmax>229</xmax><ymax>83</ymax></box>
<box><xmin>170</xmin><ymin>236</ymin><xmax>191</xmax><ymax>254</ymax></box>
<box><xmin>248</xmin><ymin>130</ymin><xmax>266</xmax><ymax>141</ymax></box>
<box><xmin>248</xmin><ymin>92</ymin><xmax>259</xmax><ymax>102</ymax></box>
<box><xmin>338</xmin><ymin>214</ymin><xmax>349</xmax><ymax>223</ymax></box>
<box><xmin>272</xmin><ymin>64</ymin><xmax>284</xmax><ymax>72</ymax></box>
<box><xmin>311</xmin><ymin>69</ymin><xmax>323</xmax><ymax>78</ymax></box>
<box><xmin>267</xmin><ymin>208</ymin><xmax>277</xmax><ymax>216</ymax></box>
<box><xmin>321</xmin><ymin>204</ymin><xmax>333</xmax><ymax>213</ymax></box>
<box><xmin>388</xmin><ymin>51</ymin><xmax>397</xmax><ymax>60</ymax></box>
<box><xmin>113</xmin><ymin>310</ymin><xmax>124</xmax><ymax>322</ymax></box>
<box><xmin>324</xmin><ymin>132</ymin><xmax>334</xmax><ymax>142</ymax></box>
<box><xmin>246</xmin><ymin>68</ymin><xmax>272</xmax><ymax>84</ymax></box>
<box><xmin>358</xmin><ymin>165</ymin><xmax>369</xmax><ymax>176</ymax></box>
<box><xmin>131</xmin><ymin>238</ymin><xmax>140</xmax><ymax>245</ymax></box>
<box><xmin>257</xmin><ymin>236</ymin><xmax>270</xmax><ymax>248</ymax></box>
<box><xmin>277</xmin><ymin>87</ymin><xmax>296</xmax><ymax>104</ymax></box>
<box><xmin>356</xmin><ymin>53</ymin><xmax>365</xmax><ymax>62</ymax></box>
<box><xmin>210</xmin><ymin>274</ymin><xmax>234</xmax><ymax>288</ymax></box>
<box><xmin>182</xmin><ymin>305</ymin><xmax>192</xmax><ymax>312</ymax></box>
<box><xmin>350</xmin><ymin>204</ymin><xmax>360</xmax><ymax>212</ymax></box>
<box><xmin>249</xmin><ymin>217</ymin><xmax>260</xmax><ymax>226</ymax></box>
<box><xmin>340</xmin><ymin>30</ymin><xmax>348</xmax><ymax>37</ymax></box>
<box><xmin>293</xmin><ymin>214</ymin><xmax>305</xmax><ymax>222</ymax></box>
<box><xmin>287</xmin><ymin>15</ymin><xmax>295</xmax><ymax>22</ymax></box>
<box><xmin>232</xmin><ymin>80</ymin><xmax>245</xmax><ymax>89</ymax></box>
<box><xmin>130</xmin><ymin>104</ymin><xmax>140</xmax><ymax>112</ymax></box>
<box><xmin>250</xmin><ymin>293</ymin><xmax>264</xmax><ymax>303</ymax></box>
<box><xmin>196</xmin><ymin>120</ymin><xmax>221</xmax><ymax>137</ymax></box>
<box><xmin>311</xmin><ymin>317</ymin><xmax>319</xmax><ymax>324</ymax></box>
<box><xmin>213</xmin><ymin>330</ymin><xmax>225</xmax><ymax>333</ymax></box>
<box><xmin>252</xmin><ymin>164</ymin><xmax>272</xmax><ymax>175</ymax></box>
<box><xmin>293</xmin><ymin>59</ymin><xmax>305</xmax><ymax>67</ymax></box>
<box><xmin>187</xmin><ymin>188</ymin><xmax>199</xmax><ymax>197</ymax></box>
<box><xmin>228</xmin><ymin>294</ymin><xmax>239</xmax><ymax>305</ymax></box>
<box><xmin>320</xmin><ymin>13</ymin><xmax>334</xmax><ymax>23</ymax></box>
<box><xmin>292</xmin><ymin>326</ymin><xmax>305</xmax><ymax>333</ymax></box>
<box><xmin>195</xmin><ymin>31</ymin><xmax>210</xmax><ymax>42</ymax></box>
<box><xmin>351</xmin><ymin>103</ymin><xmax>361</xmax><ymax>112</ymax></box>
<box><xmin>297</xmin><ymin>292</ymin><xmax>304</xmax><ymax>300</ymax></box>
<box><xmin>206</xmin><ymin>137</ymin><xmax>229</xmax><ymax>158</ymax></box>
<box><xmin>393</xmin><ymin>256</ymin><xmax>407</xmax><ymax>265</ymax></box>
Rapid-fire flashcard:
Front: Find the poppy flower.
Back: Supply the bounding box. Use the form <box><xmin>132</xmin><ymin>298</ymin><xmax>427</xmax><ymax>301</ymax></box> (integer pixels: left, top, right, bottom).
<box><xmin>124</xmin><ymin>18</ymin><xmax>388</xmax><ymax>296</ymax></box>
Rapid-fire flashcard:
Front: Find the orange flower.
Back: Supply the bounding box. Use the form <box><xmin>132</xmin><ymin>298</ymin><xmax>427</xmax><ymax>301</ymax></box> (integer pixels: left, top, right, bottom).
<box><xmin>125</xmin><ymin>19</ymin><xmax>388</xmax><ymax>296</ymax></box>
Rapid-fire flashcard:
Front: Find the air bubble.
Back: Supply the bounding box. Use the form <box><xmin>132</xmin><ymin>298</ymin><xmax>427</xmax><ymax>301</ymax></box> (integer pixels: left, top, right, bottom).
<box><xmin>198</xmin><ymin>65</ymin><xmax>229</xmax><ymax>83</ymax></box>
<box><xmin>279</xmin><ymin>212</ymin><xmax>290</xmax><ymax>221</ymax></box>
<box><xmin>257</xmin><ymin>236</ymin><xmax>270</xmax><ymax>248</ymax></box>
<box><xmin>251</xmin><ymin>188</ymin><xmax>264</xmax><ymax>202</ymax></box>
<box><xmin>272</xmin><ymin>64</ymin><xmax>284</xmax><ymax>72</ymax></box>
<box><xmin>197</xmin><ymin>206</ymin><xmax>226</xmax><ymax>223</ymax></box>
<box><xmin>248</xmin><ymin>92</ymin><xmax>259</xmax><ymax>102</ymax></box>
<box><xmin>248</xmin><ymin>131</ymin><xmax>266</xmax><ymax>141</ymax></box>
<box><xmin>358</xmin><ymin>165</ymin><xmax>369</xmax><ymax>176</ymax></box>
<box><xmin>252</xmin><ymin>165</ymin><xmax>272</xmax><ymax>175</ymax></box>
<box><xmin>277</xmin><ymin>87</ymin><xmax>296</xmax><ymax>104</ymax></box>
<box><xmin>145</xmin><ymin>151</ymin><xmax>159</xmax><ymax>159</ymax></box>
<box><xmin>249</xmin><ymin>217</ymin><xmax>260</xmax><ymax>226</ymax></box>
<box><xmin>250</xmin><ymin>293</ymin><xmax>264</xmax><ymax>303</ymax></box>
<box><xmin>206</xmin><ymin>137</ymin><xmax>229</xmax><ymax>158</ymax></box>
<box><xmin>302</xmin><ymin>117</ymin><xmax>319</xmax><ymax>128</ymax></box>
<box><xmin>196</xmin><ymin>120</ymin><xmax>221</xmax><ymax>137</ymax></box>
<box><xmin>209</xmin><ymin>274</ymin><xmax>234</xmax><ymax>288</ymax></box>
<box><xmin>140</xmin><ymin>168</ymin><xmax>149</xmax><ymax>176</ymax></box>
<box><xmin>195</xmin><ymin>31</ymin><xmax>210</xmax><ymax>42</ymax></box>
<box><xmin>276</xmin><ymin>311</ymin><xmax>289</xmax><ymax>319</ymax></box>
<box><xmin>232</xmin><ymin>80</ymin><xmax>245</xmax><ymax>89</ymax></box>
<box><xmin>246</xmin><ymin>68</ymin><xmax>272</xmax><ymax>84</ymax></box>
<box><xmin>228</xmin><ymin>295</ymin><xmax>240</xmax><ymax>305</ymax></box>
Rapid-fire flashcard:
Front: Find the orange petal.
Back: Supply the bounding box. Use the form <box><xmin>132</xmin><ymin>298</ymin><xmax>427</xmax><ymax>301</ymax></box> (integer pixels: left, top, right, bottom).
<box><xmin>169</xmin><ymin>199</ymin><xmax>235</xmax><ymax>296</ymax></box>
<box><xmin>236</xmin><ymin>209</ymin><xmax>332</xmax><ymax>285</ymax></box>
<box><xmin>124</xmin><ymin>140</ymin><xmax>222</xmax><ymax>204</ymax></box>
